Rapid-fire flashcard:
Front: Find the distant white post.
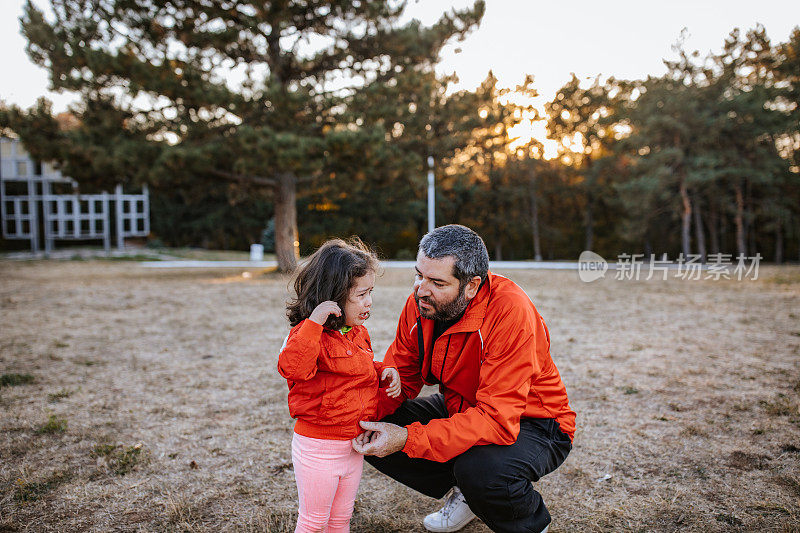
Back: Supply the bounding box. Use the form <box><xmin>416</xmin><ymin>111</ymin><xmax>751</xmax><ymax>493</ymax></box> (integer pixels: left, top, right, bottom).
<box><xmin>26</xmin><ymin>178</ymin><xmax>39</xmax><ymax>252</ymax></box>
<box><xmin>427</xmin><ymin>155</ymin><xmax>435</xmax><ymax>233</ymax></box>
<box><xmin>115</xmin><ymin>184</ymin><xmax>124</xmax><ymax>250</ymax></box>
<box><xmin>102</xmin><ymin>191</ymin><xmax>110</xmax><ymax>253</ymax></box>
<box><xmin>43</xmin><ymin>179</ymin><xmax>52</xmax><ymax>256</ymax></box>
<box><xmin>72</xmin><ymin>195</ymin><xmax>80</xmax><ymax>238</ymax></box>
<box><xmin>142</xmin><ymin>184</ymin><xmax>150</xmax><ymax>236</ymax></box>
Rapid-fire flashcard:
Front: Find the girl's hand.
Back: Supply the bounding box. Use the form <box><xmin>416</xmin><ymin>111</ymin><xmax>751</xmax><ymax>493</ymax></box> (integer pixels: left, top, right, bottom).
<box><xmin>381</xmin><ymin>367</ymin><xmax>401</xmax><ymax>398</ymax></box>
<box><xmin>352</xmin><ymin>429</ymin><xmax>376</xmax><ymax>449</ymax></box>
<box><xmin>309</xmin><ymin>301</ymin><xmax>341</xmax><ymax>325</ymax></box>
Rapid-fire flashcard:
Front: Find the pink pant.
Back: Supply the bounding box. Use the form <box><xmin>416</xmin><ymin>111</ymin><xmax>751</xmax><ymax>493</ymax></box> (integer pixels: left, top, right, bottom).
<box><xmin>291</xmin><ymin>432</ymin><xmax>364</xmax><ymax>533</ymax></box>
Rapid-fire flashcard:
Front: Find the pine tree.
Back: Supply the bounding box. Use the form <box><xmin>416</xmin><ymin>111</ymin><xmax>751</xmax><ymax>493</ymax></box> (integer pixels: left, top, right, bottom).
<box><xmin>773</xmin><ymin>27</ymin><xmax>800</xmax><ymax>260</ymax></box>
<box><xmin>545</xmin><ymin>74</ymin><xmax>625</xmax><ymax>252</ymax></box>
<box><xmin>447</xmin><ymin>72</ymin><xmax>537</xmax><ymax>259</ymax></box>
<box><xmin>16</xmin><ymin>0</ymin><xmax>484</xmax><ymax>270</ymax></box>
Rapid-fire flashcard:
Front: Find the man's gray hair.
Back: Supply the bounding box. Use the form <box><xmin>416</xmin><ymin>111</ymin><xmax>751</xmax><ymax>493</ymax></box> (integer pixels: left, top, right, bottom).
<box><xmin>419</xmin><ymin>225</ymin><xmax>489</xmax><ymax>286</ymax></box>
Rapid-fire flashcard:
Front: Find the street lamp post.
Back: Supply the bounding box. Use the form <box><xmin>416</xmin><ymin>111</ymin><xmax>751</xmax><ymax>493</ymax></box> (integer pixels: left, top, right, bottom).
<box><xmin>427</xmin><ymin>155</ymin><xmax>435</xmax><ymax>233</ymax></box>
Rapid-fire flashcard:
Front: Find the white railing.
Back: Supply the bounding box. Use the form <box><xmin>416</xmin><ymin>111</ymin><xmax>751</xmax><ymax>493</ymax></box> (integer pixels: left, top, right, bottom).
<box><xmin>115</xmin><ymin>184</ymin><xmax>150</xmax><ymax>249</ymax></box>
<box><xmin>1</xmin><ymin>138</ymin><xmax>150</xmax><ymax>255</ymax></box>
<box><xmin>42</xmin><ymin>192</ymin><xmax>111</xmax><ymax>251</ymax></box>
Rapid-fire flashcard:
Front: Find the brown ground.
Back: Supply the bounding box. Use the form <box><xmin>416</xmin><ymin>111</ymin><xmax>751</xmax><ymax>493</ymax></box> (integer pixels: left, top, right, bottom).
<box><xmin>1</xmin><ymin>260</ymin><xmax>799</xmax><ymax>532</ymax></box>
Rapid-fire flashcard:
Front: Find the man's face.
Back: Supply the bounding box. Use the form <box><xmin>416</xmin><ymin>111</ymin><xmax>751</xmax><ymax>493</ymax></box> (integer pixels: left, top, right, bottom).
<box><xmin>414</xmin><ymin>252</ymin><xmax>472</xmax><ymax>321</ymax></box>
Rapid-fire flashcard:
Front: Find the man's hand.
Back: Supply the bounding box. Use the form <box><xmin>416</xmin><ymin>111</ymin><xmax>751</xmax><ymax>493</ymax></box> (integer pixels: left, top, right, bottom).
<box><xmin>351</xmin><ymin>421</ymin><xmax>408</xmax><ymax>457</ymax></box>
<box><xmin>381</xmin><ymin>367</ymin><xmax>401</xmax><ymax>398</ymax></box>
<box><xmin>309</xmin><ymin>301</ymin><xmax>341</xmax><ymax>325</ymax></box>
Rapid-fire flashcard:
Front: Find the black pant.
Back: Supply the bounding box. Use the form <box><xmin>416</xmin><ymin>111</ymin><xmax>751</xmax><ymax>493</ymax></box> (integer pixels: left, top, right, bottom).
<box><xmin>365</xmin><ymin>394</ymin><xmax>572</xmax><ymax>533</ymax></box>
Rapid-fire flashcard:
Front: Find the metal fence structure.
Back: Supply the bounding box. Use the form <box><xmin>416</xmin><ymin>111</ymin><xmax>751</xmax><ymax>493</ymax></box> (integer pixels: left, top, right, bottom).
<box><xmin>114</xmin><ymin>184</ymin><xmax>150</xmax><ymax>250</ymax></box>
<box><xmin>0</xmin><ymin>138</ymin><xmax>149</xmax><ymax>254</ymax></box>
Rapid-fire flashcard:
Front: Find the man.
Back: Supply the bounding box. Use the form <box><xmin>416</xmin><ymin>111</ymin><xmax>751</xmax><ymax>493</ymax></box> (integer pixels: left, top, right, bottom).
<box><xmin>352</xmin><ymin>224</ymin><xmax>575</xmax><ymax>533</ymax></box>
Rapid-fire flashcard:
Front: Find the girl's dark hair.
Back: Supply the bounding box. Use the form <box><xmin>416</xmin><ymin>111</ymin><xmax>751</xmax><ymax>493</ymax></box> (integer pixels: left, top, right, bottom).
<box><xmin>287</xmin><ymin>238</ymin><xmax>379</xmax><ymax>329</ymax></box>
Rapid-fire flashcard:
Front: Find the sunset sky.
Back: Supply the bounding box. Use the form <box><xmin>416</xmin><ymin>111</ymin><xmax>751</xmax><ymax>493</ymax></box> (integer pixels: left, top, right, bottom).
<box><xmin>1</xmin><ymin>0</ymin><xmax>798</xmax><ymax>153</ymax></box>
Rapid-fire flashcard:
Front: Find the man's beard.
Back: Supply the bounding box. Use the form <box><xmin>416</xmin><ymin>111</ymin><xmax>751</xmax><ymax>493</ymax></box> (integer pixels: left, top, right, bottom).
<box><xmin>415</xmin><ymin>287</ymin><xmax>470</xmax><ymax>322</ymax></box>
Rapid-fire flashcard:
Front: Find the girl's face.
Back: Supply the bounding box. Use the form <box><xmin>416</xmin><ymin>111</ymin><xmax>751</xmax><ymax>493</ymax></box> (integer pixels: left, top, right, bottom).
<box><xmin>343</xmin><ymin>271</ymin><xmax>375</xmax><ymax>327</ymax></box>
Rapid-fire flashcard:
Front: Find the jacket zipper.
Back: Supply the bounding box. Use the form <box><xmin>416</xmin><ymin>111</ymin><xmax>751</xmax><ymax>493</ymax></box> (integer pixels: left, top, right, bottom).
<box><xmin>339</xmin><ymin>329</ymin><xmax>371</xmax><ymax>417</ymax></box>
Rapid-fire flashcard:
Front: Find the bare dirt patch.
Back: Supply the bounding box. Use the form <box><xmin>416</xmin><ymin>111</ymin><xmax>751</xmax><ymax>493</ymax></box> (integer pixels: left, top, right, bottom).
<box><xmin>1</xmin><ymin>260</ymin><xmax>799</xmax><ymax>531</ymax></box>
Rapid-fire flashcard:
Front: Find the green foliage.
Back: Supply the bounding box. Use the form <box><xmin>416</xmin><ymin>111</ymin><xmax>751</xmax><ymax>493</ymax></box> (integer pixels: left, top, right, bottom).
<box><xmin>3</xmin><ymin>8</ymin><xmax>797</xmax><ymax>262</ymax></box>
<box><xmin>149</xmin><ymin>181</ymin><xmax>273</xmax><ymax>250</ymax></box>
<box><xmin>760</xmin><ymin>394</ymin><xmax>798</xmax><ymax>417</ymax></box>
<box><xmin>261</xmin><ymin>219</ymin><xmax>275</xmax><ymax>252</ymax></box>
<box><xmin>0</xmin><ymin>373</ymin><xmax>34</xmax><ymax>387</ymax></box>
<box><xmin>92</xmin><ymin>443</ymin><xmax>146</xmax><ymax>476</ymax></box>
<box><xmin>610</xmin><ymin>26</ymin><xmax>798</xmax><ymax>258</ymax></box>
<box><xmin>407</xmin><ymin>72</ymin><xmax>545</xmax><ymax>259</ymax></box>
<box><xmin>36</xmin><ymin>414</ymin><xmax>67</xmax><ymax>434</ymax></box>
<box><xmin>47</xmin><ymin>389</ymin><xmax>73</xmax><ymax>403</ymax></box>
<box><xmin>10</xmin><ymin>0</ymin><xmax>485</xmax><ymax>270</ymax></box>
<box><xmin>545</xmin><ymin>74</ymin><xmax>631</xmax><ymax>253</ymax></box>
<box><xmin>14</xmin><ymin>470</ymin><xmax>73</xmax><ymax>502</ymax></box>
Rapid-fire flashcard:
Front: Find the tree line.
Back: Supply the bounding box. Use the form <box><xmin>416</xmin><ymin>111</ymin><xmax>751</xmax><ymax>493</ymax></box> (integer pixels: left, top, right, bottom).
<box><xmin>1</xmin><ymin>1</ymin><xmax>797</xmax><ymax>270</ymax></box>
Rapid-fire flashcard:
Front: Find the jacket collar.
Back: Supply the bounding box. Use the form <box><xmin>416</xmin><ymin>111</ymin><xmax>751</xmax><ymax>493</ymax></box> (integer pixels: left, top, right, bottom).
<box><xmin>322</xmin><ymin>324</ymin><xmax>363</xmax><ymax>337</ymax></box>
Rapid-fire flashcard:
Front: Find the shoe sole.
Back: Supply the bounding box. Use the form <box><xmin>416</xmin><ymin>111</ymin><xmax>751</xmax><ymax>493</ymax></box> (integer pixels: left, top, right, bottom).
<box><xmin>423</xmin><ymin>516</ymin><xmax>476</xmax><ymax>533</ymax></box>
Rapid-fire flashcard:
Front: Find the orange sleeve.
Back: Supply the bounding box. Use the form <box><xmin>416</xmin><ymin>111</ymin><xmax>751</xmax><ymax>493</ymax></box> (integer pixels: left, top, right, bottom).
<box><xmin>402</xmin><ymin>301</ymin><xmax>536</xmax><ymax>462</ymax></box>
<box><xmin>376</xmin><ymin>295</ymin><xmax>424</xmax><ymax>420</ymax></box>
<box><xmin>277</xmin><ymin>320</ymin><xmax>324</xmax><ymax>382</ymax></box>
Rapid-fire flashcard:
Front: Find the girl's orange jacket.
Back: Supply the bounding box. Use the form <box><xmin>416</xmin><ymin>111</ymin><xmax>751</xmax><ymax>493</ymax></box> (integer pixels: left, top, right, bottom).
<box><xmin>278</xmin><ymin>319</ymin><xmax>391</xmax><ymax>440</ymax></box>
<box><xmin>377</xmin><ymin>272</ymin><xmax>576</xmax><ymax>463</ymax></box>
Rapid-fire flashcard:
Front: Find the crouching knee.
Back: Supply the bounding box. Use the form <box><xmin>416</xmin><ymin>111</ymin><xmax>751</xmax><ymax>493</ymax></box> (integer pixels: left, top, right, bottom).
<box><xmin>453</xmin><ymin>450</ymin><xmax>536</xmax><ymax>521</ymax></box>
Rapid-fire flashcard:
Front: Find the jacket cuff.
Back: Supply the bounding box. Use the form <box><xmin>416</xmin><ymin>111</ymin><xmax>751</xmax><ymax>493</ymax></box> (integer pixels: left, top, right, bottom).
<box><xmin>297</xmin><ymin>319</ymin><xmax>324</xmax><ymax>340</ymax></box>
<box><xmin>402</xmin><ymin>422</ymin><xmax>425</xmax><ymax>458</ymax></box>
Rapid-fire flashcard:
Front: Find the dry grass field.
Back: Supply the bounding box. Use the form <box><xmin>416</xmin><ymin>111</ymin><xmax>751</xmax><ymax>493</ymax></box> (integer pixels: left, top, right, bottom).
<box><xmin>1</xmin><ymin>259</ymin><xmax>799</xmax><ymax>532</ymax></box>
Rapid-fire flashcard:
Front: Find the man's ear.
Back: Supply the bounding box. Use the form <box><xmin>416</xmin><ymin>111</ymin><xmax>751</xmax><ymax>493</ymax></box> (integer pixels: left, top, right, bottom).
<box><xmin>463</xmin><ymin>276</ymin><xmax>482</xmax><ymax>300</ymax></box>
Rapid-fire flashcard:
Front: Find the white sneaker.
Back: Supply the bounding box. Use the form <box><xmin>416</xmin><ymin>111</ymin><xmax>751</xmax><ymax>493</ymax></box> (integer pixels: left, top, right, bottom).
<box><xmin>423</xmin><ymin>487</ymin><xmax>477</xmax><ymax>532</ymax></box>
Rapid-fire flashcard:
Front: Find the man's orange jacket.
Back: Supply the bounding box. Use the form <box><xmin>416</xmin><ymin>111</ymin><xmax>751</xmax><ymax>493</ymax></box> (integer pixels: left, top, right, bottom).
<box><xmin>377</xmin><ymin>272</ymin><xmax>576</xmax><ymax>463</ymax></box>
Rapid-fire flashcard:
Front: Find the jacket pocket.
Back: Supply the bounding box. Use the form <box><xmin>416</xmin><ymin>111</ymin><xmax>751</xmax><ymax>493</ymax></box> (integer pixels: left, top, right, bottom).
<box><xmin>322</xmin><ymin>349</ymin><xmax>359</xmax><ymax>376</ymax></box>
